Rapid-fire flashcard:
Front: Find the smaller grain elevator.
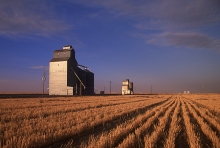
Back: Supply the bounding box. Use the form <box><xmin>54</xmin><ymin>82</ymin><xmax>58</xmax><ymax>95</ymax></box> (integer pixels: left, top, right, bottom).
<box><xmin>122</xmin><ymin>79</ymin><xmax>134</xmax><ymax>95</ymax></box>
<box><xmin>49</xmin><ymin>45</ymin><xmax>94</xmax><ymax>95</ymax></box>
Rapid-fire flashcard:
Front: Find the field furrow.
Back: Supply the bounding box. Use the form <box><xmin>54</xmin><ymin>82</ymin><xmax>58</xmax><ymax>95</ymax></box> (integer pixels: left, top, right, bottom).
<box><xmin>117</xmin><ymin>99</ymin><xmax>176</xmax><ymax>148</ymax></box>
<box><xmin>1</xmin><ymin>94</ymin><xmax>220</xmax><ymax>148</ymax></box>
<box><xmin>181</xmin><ymin>99</ymin><xmax>201</xmax><ymax>148</ymax></box>
<box><xmin>1</xmin><ymin>95</ymin><xmax>169</xmax><ymax>148</ymax></box>
<box><xmin>59</xmin><ymin>97</ymin><xmax>173</xmax><ymax>148</ymax></box>
<box><xmin>143</xmin><ymin>98</ymin><xmax>177</xmax><ymax>148</ymax></box>
<box><xmin>76</xmin><ymin>97</ymin><xmax>174</xmax><ymax>148</ymax></box>
<box><xmin>164</xmin><ymin>97</ymin><xmax>181</xmax><ymax>148</ymax></box>
<box><xmin>186</xmin><ymin>99</ymin><xmax>220</xmax><ymax>137</ymax></box>
<box><xmin>1</xmin><ymin>97</ymin><xmax>153</xmax><ymax>123</ymax></box>
<box><xmin>184</xmin><ymin>99</ymin><xmax>220</xmax><ymax>147</ymax></box>
<box><xmin>174</xmin><ymin>100</ymin><xmax>189</xmax><ymax>148</ymax></box>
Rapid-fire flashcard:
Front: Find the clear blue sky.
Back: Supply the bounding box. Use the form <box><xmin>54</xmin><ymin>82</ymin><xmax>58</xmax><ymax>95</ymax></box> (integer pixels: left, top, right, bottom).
<box><xmin>0</xmin><ymin>0</ymin><xmax>220</xmax><ymax>93</ymax></box>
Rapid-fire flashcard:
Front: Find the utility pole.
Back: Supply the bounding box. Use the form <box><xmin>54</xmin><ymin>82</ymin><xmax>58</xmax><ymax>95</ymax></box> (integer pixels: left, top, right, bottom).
<box><xmin>42</xmin><ymin>70</ymin><xmax>46</xmax><ymax>97</ymax></box>
<box><xmin>110</xmin><ymin>81</ymin><xmax>111</xmax><ymax>94</ymax></box>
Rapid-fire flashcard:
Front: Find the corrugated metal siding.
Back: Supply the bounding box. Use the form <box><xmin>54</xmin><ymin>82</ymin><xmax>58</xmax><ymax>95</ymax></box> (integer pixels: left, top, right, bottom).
<box><xmin>85</xmin><ymin>72</ymin><xmax>94</xmax><ymax>95</ymax></box>
<box><xmin>49</xmin><ymin>61</ymin><xmax>68</xmax><ymax>95</ymax></box>
<box><xmin>77</xmin><ymin>68</ymin><xmax>94</xmax><ymax>95</ymax></box>
<box><xmin>67</xmin><ymin>59</ymin><xmax>78</xmax><ymax>88</ymax></box>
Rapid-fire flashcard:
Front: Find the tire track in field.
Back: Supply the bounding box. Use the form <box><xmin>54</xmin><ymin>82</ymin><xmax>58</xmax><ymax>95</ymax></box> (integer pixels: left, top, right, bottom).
<box><xmin>47</xmin><ymin>97</ymin><xmax>171</xmax><ymax>148</ymax></box>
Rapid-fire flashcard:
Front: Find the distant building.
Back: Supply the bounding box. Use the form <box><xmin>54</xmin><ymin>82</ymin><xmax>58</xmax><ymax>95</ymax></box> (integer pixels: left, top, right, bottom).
<box><xmin>49</xmin><ymin>45</ymin><xmax>94</xmax><ymax>95</ymax></box>
<box><xmin>122</xmin><ymin>79</ymin><xmax>133</xmax><ymax>95</ymax></box>
<box><xmin>184</xmin><ymin>91</ymin><xmax>190</xmax><ymax>94</ymax></box>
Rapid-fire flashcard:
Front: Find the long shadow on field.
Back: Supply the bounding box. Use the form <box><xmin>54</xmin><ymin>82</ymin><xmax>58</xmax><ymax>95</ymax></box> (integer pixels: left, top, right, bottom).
<box><xmin>46</xmin><ymin>98</ymin><xmax>171</xmax><ymax>148</ymax></box>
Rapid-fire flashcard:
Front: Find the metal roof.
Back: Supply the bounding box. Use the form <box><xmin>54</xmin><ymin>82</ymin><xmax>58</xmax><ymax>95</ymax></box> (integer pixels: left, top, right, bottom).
<box><xmin>54</xmin><ymin>50</ymin><xmax>66</xmax><ymax>52</ymax></box>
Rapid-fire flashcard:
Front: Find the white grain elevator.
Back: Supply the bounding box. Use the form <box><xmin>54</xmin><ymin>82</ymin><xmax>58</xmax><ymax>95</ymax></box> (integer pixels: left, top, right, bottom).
<box><xmin>49</xmin><ymin>45</ymin><xmax>94</xmax><ymax>95</ymax></box>
<box><xmin>122</xmin><ymin>79</ymin><xmax>134</xmax><ymax>95</ymax></box>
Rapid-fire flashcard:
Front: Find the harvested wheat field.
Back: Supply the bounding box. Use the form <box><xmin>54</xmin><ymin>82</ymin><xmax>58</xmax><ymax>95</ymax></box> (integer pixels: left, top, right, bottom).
<box><xmin>1</xmin><ymin>94</ymin><xmax>220</xmax><ymax>148</ymax></box>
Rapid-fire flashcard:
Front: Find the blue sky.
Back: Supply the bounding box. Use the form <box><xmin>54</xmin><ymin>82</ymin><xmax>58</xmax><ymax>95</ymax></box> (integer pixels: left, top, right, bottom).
<box><xmin>0</xmin><ymin>0</ymin><xmax>220</xmax><ymax>93</ymax></box>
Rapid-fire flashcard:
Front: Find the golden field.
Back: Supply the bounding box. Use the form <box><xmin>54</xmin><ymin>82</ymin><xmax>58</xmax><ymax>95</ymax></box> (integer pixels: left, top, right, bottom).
<box><xmin>0</xmin><ymin>94</ymin><xmax>220</xmax><ymax>148</ymax></box>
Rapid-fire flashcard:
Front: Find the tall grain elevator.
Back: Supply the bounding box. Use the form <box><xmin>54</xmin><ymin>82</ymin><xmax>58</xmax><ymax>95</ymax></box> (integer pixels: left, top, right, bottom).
<box><xmin>49</xmin><ymin>45</ymin><xmax>94</xmax><ymax>95</ymax></box>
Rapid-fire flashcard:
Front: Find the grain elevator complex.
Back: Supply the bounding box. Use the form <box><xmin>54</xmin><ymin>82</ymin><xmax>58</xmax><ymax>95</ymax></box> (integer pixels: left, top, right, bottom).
<box><xmin>49</xmin><ymin>45</ymin><xmax>94</xmax><ymax>95</ymax></box>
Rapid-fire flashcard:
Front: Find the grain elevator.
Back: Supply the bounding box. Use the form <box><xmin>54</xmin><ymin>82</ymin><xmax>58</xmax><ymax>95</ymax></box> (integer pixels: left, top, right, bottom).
<box><xmin>49</xmin><ymin>45</ymin><xmax>94</xmax><ymax>95</ymax></box>
<box><xmin>122</xmin><ymin>79</ymin><xmax>134</xmax><ymax>95</ymax></box>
